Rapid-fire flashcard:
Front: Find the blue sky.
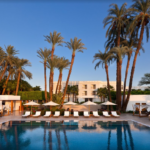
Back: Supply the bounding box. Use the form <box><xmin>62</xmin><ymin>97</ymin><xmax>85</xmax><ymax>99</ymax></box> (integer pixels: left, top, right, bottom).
<box><xmin>0</xmin><ymin>0</ymin><xmax>149</xmax><ymax>90</ymax></box>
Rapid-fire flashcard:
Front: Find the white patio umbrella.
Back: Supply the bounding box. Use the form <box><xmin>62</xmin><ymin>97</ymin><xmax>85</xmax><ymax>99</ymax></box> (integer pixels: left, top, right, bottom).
<box><xmin>64</xmin><ymin>101</ymin><xmax>77</xmax><ymax>111</ymax></box>
<box><xmin>81</xmin><ymin>100</ymin><xmax>97</xmax><ymax>111</ymax></box>
<box><xmin>24</xmin><ymin>101</ymin><xmax>40</xmax><ymax>115</ymax></box>
<box><xmin>42</xmin><ymin>101</ymin><xmax>59</xmax><ymax>110</ymax></box>
<box><xmin>100</xmin><ymin>101</ymin><xmax>117</xmax><ymax>111</ymax></box>
<box><xmin>100</xmin><ymin>101</ymin><xmax>117</xmax><ymax>106</ymax></box>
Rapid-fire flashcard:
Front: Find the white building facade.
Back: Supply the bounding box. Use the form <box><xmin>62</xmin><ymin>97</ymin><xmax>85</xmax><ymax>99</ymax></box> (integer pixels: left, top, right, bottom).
<box><xmin>53</xmin><ymin>81</ymin><xmax>123</xmax><ymax>103</ymax></box>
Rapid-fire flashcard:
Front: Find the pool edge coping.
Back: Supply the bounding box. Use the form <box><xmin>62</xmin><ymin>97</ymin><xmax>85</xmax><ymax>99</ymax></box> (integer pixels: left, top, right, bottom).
<box><xmin>0</xmin><ymin>119</ymin><xmax>150</xmax><ymax>128</ymax></box>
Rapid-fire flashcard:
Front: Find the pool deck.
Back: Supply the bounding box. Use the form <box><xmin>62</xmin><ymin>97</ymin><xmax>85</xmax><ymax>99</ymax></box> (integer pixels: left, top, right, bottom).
<box><xmin>0</xmin><ymin>111</ymin><xmax>150</xmax><ymax>127</ymax></box>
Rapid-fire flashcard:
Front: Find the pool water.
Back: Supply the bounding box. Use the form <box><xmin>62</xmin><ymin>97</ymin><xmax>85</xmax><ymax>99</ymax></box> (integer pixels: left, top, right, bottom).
<box><xmin>0</xmin><ymin>120</ymin><xmax>150</xmax><ymax>150</ymax></box>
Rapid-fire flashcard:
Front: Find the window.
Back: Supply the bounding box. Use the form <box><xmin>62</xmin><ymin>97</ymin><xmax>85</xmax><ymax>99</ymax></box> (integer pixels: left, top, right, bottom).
<box><xmin>84</xmin><ymin>91</ymin><xmax>87</xmax><ymax>95</ymax></box>
<box><xmin>92</xmin><ymin>91</ymin><xmax>96</xmax><ymax>95</ymax></box>
<box><xmin>92</xmin><ymin>84</ymin><xmax>96</xmax><ymax>89</ymax></box>
<box><xmin>83</xmin><ymin>84</ymin><xmax>87</xmax><ymax>89</ymax></box>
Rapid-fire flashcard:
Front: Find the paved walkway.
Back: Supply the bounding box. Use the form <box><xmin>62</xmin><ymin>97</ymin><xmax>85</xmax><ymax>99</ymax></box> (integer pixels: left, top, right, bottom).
<box><xmin>0</xmin><ymin>111</ymin><xmax>150</xmax><ymax>127</ymax></box>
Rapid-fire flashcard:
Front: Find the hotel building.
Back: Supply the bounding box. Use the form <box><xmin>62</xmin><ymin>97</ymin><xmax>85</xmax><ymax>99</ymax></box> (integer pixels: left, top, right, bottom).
<box><xmin>53</xmin><ymin>81</ymin><xmax>123</xmax><ymax>103</ymax></box>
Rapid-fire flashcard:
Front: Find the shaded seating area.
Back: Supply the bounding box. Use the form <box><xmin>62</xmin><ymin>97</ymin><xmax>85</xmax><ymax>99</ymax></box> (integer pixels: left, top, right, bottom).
<box><xmin>132</xmin><ymin>103</ymin><xmax>150</xmax><ymax>117</ymax></box>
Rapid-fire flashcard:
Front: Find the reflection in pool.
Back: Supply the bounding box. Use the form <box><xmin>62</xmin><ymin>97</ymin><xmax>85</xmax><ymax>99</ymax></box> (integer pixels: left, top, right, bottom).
<box><xmin>0</xmin><ymin>120</ymin><xmax>150</xmax><ymax>150</ymax></box>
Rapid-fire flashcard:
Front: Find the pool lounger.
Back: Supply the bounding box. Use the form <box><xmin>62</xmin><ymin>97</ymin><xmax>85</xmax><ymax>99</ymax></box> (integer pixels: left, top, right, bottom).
<box><xmin>84</xmin><ymin>111</ymin><xmax>90</xmax><ymax>118</ymax></box>
<box><xmin>64</xmin><ymin>111</ymin><xmax>70</xmax><ymax>118</ymax></box>
<box><xmin>22</xmin><ymin>111</ymin><xmax>30</xmax><ymax>118</ymax></box>
<box><xmin>103</xmin><ymin>111</ymin><xmax>111</xmax><ymax>118</ymax></box>
<box><xmin>93</xmin><ymin>111</ymin><xmax>100</xmax><ymax>118</ymax></box>
<box><xmin>43</xmin><ymin>111</ymin><xmax>51</xmax><ymax>118</ymax></box>
<box><xmin>73</xmin><ymin>111</ymin><xmax>79</xmax><ymax>118</ymax></box>
<box><xmin>53</xmin><ymin>111</ymin><xmax>60</xmax><ymax>118</ymax></box>
<box><xmin>32</xmin><ymin>111</ymin><xmax>41</xmax><ymax>118</ymax></box>
<box><xmin>111</xmin><ymin>111</ymin><xmax>120</xmax><ymax>118</ymax></box>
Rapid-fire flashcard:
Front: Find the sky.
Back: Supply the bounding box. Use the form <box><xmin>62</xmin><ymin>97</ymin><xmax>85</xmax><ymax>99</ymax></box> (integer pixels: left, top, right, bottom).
<box><xmin>0</xmin><ymin>0</ymin><xmax>149</xmax><ymax>91</ymax></box>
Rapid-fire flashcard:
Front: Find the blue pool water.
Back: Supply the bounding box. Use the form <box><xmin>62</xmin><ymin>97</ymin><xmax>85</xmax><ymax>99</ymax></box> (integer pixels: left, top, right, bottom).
<box><xmin>0</xmin><ymin>120</ymin><xmax>150</xmax><ymax>150</ymax></box>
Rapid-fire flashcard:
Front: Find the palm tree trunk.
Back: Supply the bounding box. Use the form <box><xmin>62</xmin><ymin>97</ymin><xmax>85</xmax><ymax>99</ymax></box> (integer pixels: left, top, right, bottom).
<box><xmin>51</xmin><ymin>46</ymin><xmax>55</xmax><ymax>60</ymax></box>
<box><xmin>50</xmin><ymin>71</ymin><xmax>54</xmax><ymax>101</ymax></box>
<box><xmin>58</xmin><ymin>72</ymin><xmax>62</xmax><ymax>93</ymax></box>
<box><xmin>2</xmin><ymin>71</ymin><xmax>11</xmax><ymax>95</ymax></box>
<box><xmin>122</xmin><ymin>53</ymin><xmax>131</xmax><ymax>110</ymax></box>
<box><xmin>56</xmin><ymin>72</ymin><xmax>61</xmax><ymax>94</ymax></box>
<box><xmin>118</xmin><ymin>60</ymin><xmax>122</xmax><ymax>111</ymax></box>
<box><xmin>62</xmin><ymin>53</ymin><xmax>75</xmax><ymax>105</ymax></box>
<box><xmin>123</xmin><ymin>22</ymin><xmax>145</xmax><ymax>111</ymax></box>
<box><xmin>105</xmin><ymin>64</ymin><xmax>113</xmax><ymax>110</ymax></box>
<box><xmin>15</xmin><ymin>72</ymin><xmax>21</xmax><ymax>95</ymax></box>
<box><xmin>44</xmin><ymin>61</ymin><xmax>47</xmax><ymax>102</ymax></box>
<box><xmin>0</xmin><ymin>63</ymin><xmax>7</xmax><ymax>82</ymax></box>
<box><xmin>116</xmin><ymin>28</ymin><xmax>121</xmax><ymax>110</ymax></box>
<box><xmin>116</xmin><ymin>61</ymin><xmax>120</xmax><ymax>108</ymax></box>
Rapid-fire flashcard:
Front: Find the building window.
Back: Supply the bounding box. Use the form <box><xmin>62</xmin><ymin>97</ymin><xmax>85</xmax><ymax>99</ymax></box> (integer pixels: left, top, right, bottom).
<box><xmin>92</xmin><ymin>91</ymin><xmax>96</xmax><ymax>95</ymax></box>
<box><xmin>92</xmin><ymin>84</ymin><xmax>96</xmax><ymax>89</ymax></box>
<box><xmin>83</xmin><ymin>84</ymin><xmax>87</xmax><ymax>89</ymax></box>
<box><xmin>84</xmin><ymin>91</ymin><xmax>87</xmax><ymax>95</ymax></box>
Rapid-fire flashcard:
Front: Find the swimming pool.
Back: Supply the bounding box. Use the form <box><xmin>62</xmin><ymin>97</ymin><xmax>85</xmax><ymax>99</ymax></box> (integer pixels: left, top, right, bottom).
<box><xmin>0</xmin><ymin>120</ymin><xmax>150</xmax><ymax>150</ymax></box>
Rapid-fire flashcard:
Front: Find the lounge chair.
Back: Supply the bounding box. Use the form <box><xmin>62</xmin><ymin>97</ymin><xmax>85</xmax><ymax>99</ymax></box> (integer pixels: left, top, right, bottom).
<box><xmin>53</xmin><ymin>111</ymin><xmax>60</xmax><ymax>118</ymax></box>
<box><xmin>32</xmin><ymin>111</ymin><xmax>41</xmax><ymax>117</ymax></box>
<box><xmin>103</xmin><ymin>111</ymin><xmax>111</xmax><ymax>117</ymax></box>
<box><xmin>84</xmin><ymin>111</ymin><xmax>90</xmax><ymax>118</ymax></box>
<box><xmin>22</xmin><ymin>111</ymin><xmax>30</xmax><ymax>118</ymax></box>
<box><xmin>73</xmin><ymin>111</ymin><xmax>79</xmax><ymax>118</ymax></box>
<box><xmin>111</xmin><ymin>111</ymin><xmax>120</xmax><ymax>117</ymax></box>
<box><xmin>43</xmin><ymin>111</ymin><xmax>51</xmax><ymax>117</ymax></box>
<box><xmin>93</xmin><ymin>111</ymin><xmax>100</xmax><ymax>118</ymax></box>
<box><xmin>64</xmin><ymin>111</ymin><xmax>70</xmax><ymax>118</ymax></box>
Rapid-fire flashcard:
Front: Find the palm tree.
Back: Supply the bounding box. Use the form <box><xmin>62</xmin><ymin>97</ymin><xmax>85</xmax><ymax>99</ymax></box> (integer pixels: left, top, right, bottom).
<box><xmin>37</xmin><ymin>48</ymin><xmax>51</xmax><ymax>102</ymax></box>
<box><xmin>47</xmin><ymin>56</ymin><xmax>59</xmax><ymax>101</ymax></box>
<box><xmin>124</xmin><ymin>0</ymin><xmax>150</xmax><ymax>111</ymax></box>
<box><xmin>44</xmin><ymin>31</ymin><xmax>64</xmax><ymax>95</ymax></box>
<box><xmin>65</xmin><ymin>85</ymin><xmax>72</xmax><ymax>101</ymax></box>
<box><xmin>103</xmin><ymin>3</ymin><xmax>128</xmax><ymax>109</ymax></box>
<box><xmin>44</xmin><ymin>31</ymin><xmax>64</xmax><ymax>60</ymax></box>
<box><xmin>61</xmin><ymin>37</ymin><xmax>86</xmax><ymax>105</ymax></box>
<box><xmin>0</xmin><ymin>45</ymin><xmax>18</xmax><ymax>82</ymax></box>
<box><xmin>2</xmin><ymin>67</ymin><xmax>15</xmax><ymax>95</ymax></box>
<box><xmin>55</xmin><ymin>57</ymin><xmax>70</xmax><ymax>94</ymax></box>
<box><xmin>14</xmin><ymin>58</ymin><xmax>32</xmax><ymax>95</ymax></box>
<box><xmin>93</xmin><ymin>50</ymin><xmax>115</xmax><ymax>106</ymax></box>
<box><xmin>71</xmin><ymin>85</ymin><xmax>78</xmax><ymax>102</ymax></box>
<box><xmin>109</xmin><ymin>46</ymin><xmax>130</xmax><ymax>110</ymax></box>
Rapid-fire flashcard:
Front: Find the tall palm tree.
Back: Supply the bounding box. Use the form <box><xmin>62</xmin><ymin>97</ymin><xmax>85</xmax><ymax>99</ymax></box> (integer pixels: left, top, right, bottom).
<box><xmin>93</xmin><ymin>51</ymin><xmax>115</xmax><ymax>106</ymax></box>
<box><xmin>2</xmin><ymin>67</ymin><xmax>15</xmax><ymax>95</ymax></box>
<box><xmin>124</xmin><ymin>0</ymin><xmax>150</xmax><ymax>111</ymax></box>
<box><xmin>61</xmin><ymin>37</ymin><xmax>86</xmax><ymax>105</ymax></box>
<box><xmin>55</xmin><ymin>57</ymin><xmax>70</xmax><ymax>94</ymax></box>
<box><xmin>103</xmin><ymin>3</ymin><xmax>128</xmax><ymax>108</ymax></box>
<box><xmin>44</xmin><ymin>31</ymin><xmax>64</xmax><ymax>95</ymax></box>
<box><xmin>47</xmin><ymin>56</ymin><xmax>59</xmax><ymax>101</ymax></box>
<box><xmin>14</xmin><ymin>58</ymin><xmax>32</xmax><ymax>95</ymax></box>
<box><xmin>37</xmin><ymin>48</ymin><xmax>51</xmax><ymax>102</ymax></box>
<box><xmin>0</xmin><ymin>45</ymin><xmax>18</xmax><ymax>82</ymax></box>
<box><xmin>44</xmin><ymin>31</ymin><xmax>64</xmax><ymax>60</ymax></box>
<box><xmin>109</xmin><ymin>46</ymin><xmax>130</xmax><ymax>110</ymax></box>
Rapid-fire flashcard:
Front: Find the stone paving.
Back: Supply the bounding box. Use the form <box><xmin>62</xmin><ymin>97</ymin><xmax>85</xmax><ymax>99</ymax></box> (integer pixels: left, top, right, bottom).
<box><xmin>0</xmin><ymin>111</ymin><xmax>150</xmax><ymax>127</ymax></box>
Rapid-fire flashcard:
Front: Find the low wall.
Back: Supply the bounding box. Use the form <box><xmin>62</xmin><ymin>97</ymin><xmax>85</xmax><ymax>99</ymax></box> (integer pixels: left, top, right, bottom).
<box><xmin>126</xmin><ymin>95</ymin><xmax>150</xmax><ymax>111</ymax></box>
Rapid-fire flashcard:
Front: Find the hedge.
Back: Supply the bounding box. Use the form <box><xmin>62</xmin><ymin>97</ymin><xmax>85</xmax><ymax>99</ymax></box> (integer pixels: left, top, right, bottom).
<box><xmin>18</xmin><ymin>91</ymin><xmax>49</xmax><ymax>100</ymax></box>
